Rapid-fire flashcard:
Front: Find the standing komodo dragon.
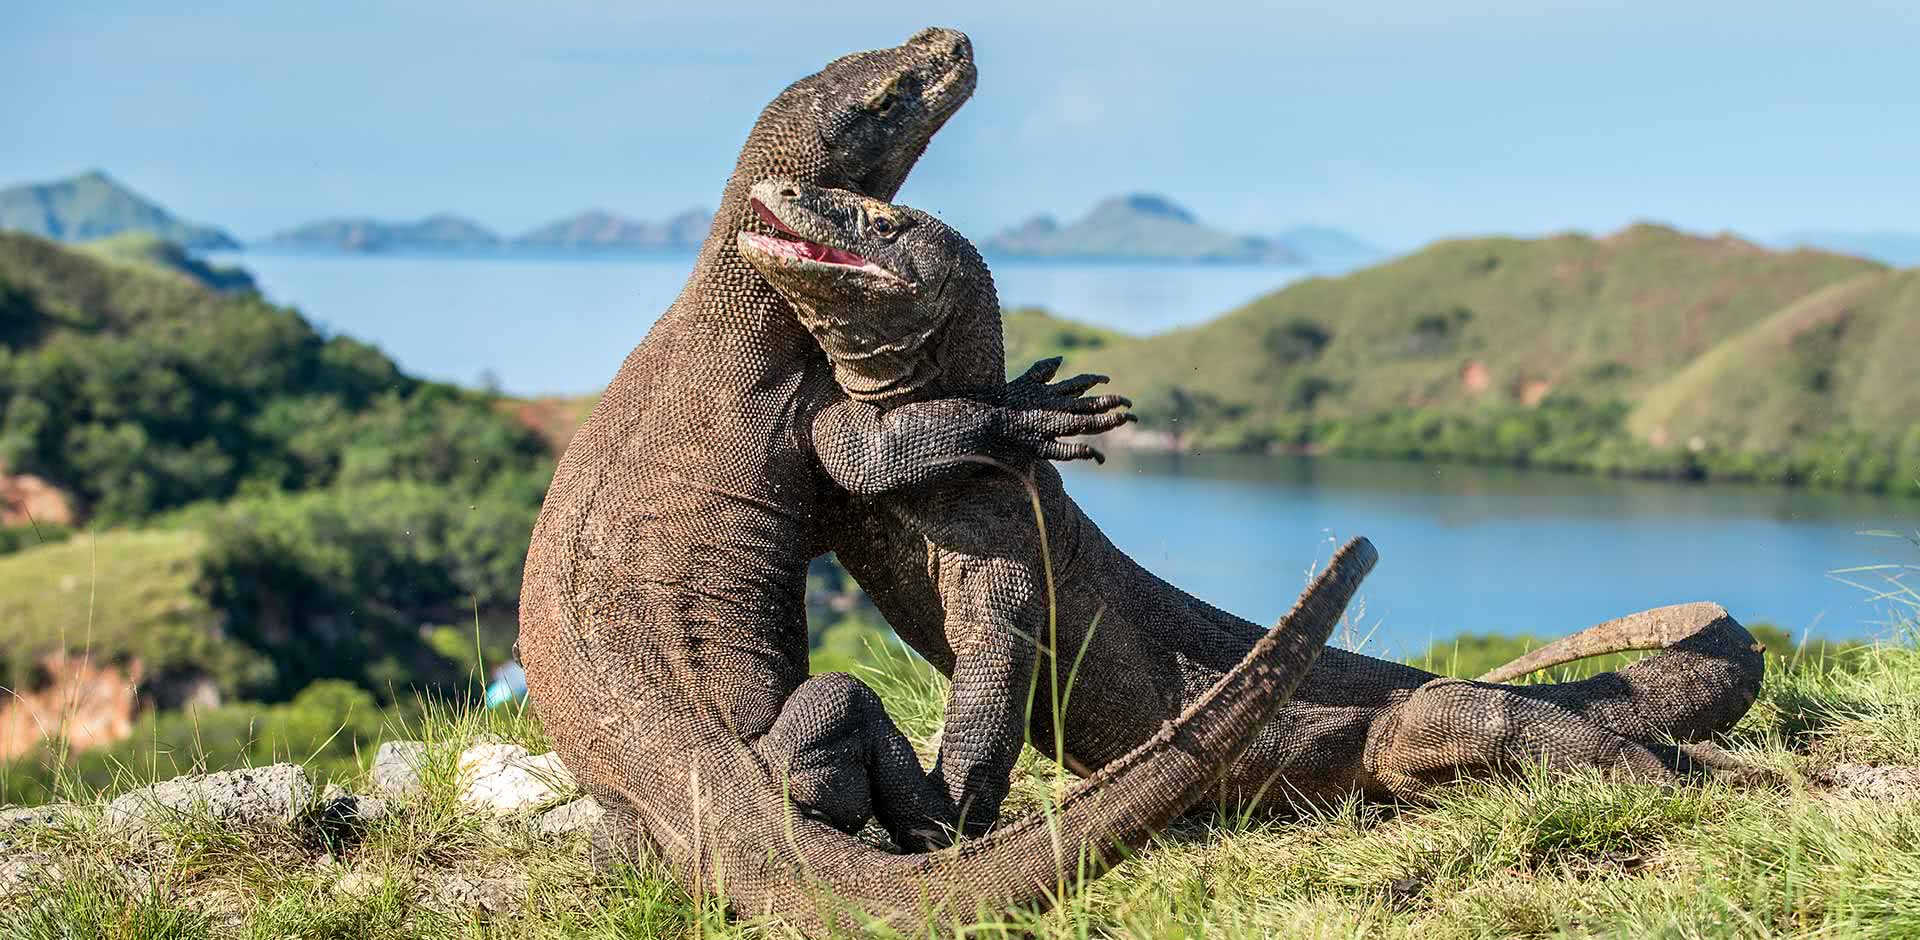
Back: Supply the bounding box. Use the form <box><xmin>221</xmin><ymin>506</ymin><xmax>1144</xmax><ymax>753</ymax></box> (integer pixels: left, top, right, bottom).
<box><xmin>518</xmin><ymin>29</ymin><xmax>1378</xmax><ymax>931</ymax></box>
<box><xmin>741</xmin><ymin>182</ymin><xmax>1767</xmax><ymax>828</ymax></box>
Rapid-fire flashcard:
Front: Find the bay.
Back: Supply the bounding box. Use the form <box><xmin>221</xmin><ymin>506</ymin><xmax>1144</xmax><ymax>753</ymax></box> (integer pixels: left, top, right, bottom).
<box><xmin>1061</xmin><ymin>452</ymin><xmax>1918</xmax><ymax>652</ymax></box>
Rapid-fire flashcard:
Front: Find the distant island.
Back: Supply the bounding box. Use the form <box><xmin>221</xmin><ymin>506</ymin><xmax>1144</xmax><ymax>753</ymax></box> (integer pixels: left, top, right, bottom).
<box><xmin>268</xmin><ymin>214</ymin><xmax>502</xmax><ymax>253</ymax></box>
<box><xmin>1</xmin><ymin>171</ymin><xmax>1387</xmax><ymax>265</ymax></box>
<box><xmin>511</xmin><ymin>208</ymin><xmax>711</xmax><ymax>251</ymax></box>
<box><xmin>267</xmin><ymin>208</ymin><xmax>713</xmax><ymax>254</ymax></box>
<box><xmin>0</xmin><ymin>170</ymin><xmax>238</xmax><ymax>250</ymax></box>
<box><xmin>986</xmin><ymin>193</ymin><xmax>1379</xmax><ymax>266</ymax></box>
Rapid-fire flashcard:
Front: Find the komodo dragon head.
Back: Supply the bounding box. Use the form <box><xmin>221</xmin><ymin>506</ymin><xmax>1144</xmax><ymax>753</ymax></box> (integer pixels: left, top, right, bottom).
<box><xmin>751</xmin><ymin>27</ymin><xmax>977</xmax><ymax>204</ymax></box>
<box><xmin>737</xmin><ymin>178</ymin><xmax>993</xmax><ymax>402</ymax></box>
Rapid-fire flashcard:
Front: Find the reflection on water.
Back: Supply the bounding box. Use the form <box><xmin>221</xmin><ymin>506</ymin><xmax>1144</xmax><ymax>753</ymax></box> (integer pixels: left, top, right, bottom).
<box><xmin>1062</xmin><ymin>452</ymin><xmax>1919</xmax><ymax>653</ymax></box>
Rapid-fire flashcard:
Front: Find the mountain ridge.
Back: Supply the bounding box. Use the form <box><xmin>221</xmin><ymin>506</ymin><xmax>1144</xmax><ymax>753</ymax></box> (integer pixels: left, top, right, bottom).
<box><xmin>986</xmin><ymin>192</ymin><xmax>1378</xmax><ymax>266</ymax></box>
<box><xmin>509</xmin><ymin>208</ymin><xmax>710</xmax><ymax>250</ymax></box>
<box><xmin>1778</xmin><ymin>229</ymin><xmax>1920</xmax><ymax>268</ymax></box>
<box><xmin>268</xmin><ymin>214</ymin><xmax>503</xmax><ymax>253</ymax></box>
<box><xmin>0</xmin><ymin>171</ymin><xmax>238</xmax><ymax>251</ymax></box>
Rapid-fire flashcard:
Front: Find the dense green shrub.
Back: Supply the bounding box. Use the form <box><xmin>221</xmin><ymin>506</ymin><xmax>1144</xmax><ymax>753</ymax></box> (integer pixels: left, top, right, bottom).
<box><xmin>0</xmin><ymin>231</ymin><xmax>550</xmax><ymax>522</ymax></box>
<box><xmin>171</xmin><ymin>478</ymin><xmax>543</xmax><ymax>701</ymax></box>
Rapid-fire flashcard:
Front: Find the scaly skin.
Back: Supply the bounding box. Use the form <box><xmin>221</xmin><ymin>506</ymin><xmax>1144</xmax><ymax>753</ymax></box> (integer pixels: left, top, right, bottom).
<box><xmin>518</xmin><ymin>31</ymin><xmax>1376</xmax><ymax>930</ymax></box>
<box><xmin>753</xmin><ymin>184</ymin><xmax>1766</xmax><ymax>827</ymax></box>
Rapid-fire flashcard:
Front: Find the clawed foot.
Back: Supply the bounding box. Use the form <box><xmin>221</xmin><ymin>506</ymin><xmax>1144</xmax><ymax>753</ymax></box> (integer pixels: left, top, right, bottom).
<box><xmin>1670</xmin><ymin>740</ymin><xmax>1786</xmax><ymax>787</ymax></box>
<box><xmin>999</xmin><ymin>356</ymin><xmax>1136</xmax><ymax>463</ymax></box>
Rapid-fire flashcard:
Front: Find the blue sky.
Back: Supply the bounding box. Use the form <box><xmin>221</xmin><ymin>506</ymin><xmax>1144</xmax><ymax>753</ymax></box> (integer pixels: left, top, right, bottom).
<box><xmin>5</xmin><ymin>0</ymin><xmax>1916</xmax><ymax>249</ymax></box>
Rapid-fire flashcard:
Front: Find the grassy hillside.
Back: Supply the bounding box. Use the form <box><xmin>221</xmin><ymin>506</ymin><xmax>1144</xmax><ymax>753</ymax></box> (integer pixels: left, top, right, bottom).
<box><xmin>0</xmin><ymin>530</ymin><xmax>252</xmax><ymax>701</ymax></box>
<box><xmin>78</xmin><ymin>232</ymin><xmax>257</xmax><ymax>294</ymax></box>
<box><xmin>1630</xmin><ymin>269</ymin><xmax>1920</xmax><ymax>457</ymax></box>
<box><xmin>1002</xmin><ymin>306</ymin><xmax>1127</xmax><ymax>365</ymax></box>
<box><xmin>1009</xmin><ymin>224</ymin><xmax>1919</xmax><ymax>495</ymax></box>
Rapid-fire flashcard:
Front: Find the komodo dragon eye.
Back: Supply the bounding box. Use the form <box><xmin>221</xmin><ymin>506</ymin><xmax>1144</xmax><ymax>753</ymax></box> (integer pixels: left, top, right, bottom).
<box><xmin>863</xmin><ymin>82</ymin><xmax>904</xmax><ymax>114</ymax></box>
<box><xmin>870</xmin><ymin>216</ymin><xmax>897</xmax><ymax>236</ymax></box>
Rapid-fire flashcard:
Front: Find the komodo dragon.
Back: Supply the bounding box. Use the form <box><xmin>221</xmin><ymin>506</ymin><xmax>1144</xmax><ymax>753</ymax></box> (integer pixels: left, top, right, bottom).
<box><xmin>743</xmin><ymin>182</ymin><xmax>1767</xmax><ymax>827</ymax></box>
<box><xmin>518</xmin><ymin>29</ymin><xmax>1378</xmax><ymax>930</ymax></box>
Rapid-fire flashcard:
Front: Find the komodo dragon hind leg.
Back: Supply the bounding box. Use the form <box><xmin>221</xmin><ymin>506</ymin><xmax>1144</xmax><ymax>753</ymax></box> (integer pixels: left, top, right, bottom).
<box><xmin>753</xmin><ymin>671</ymin><xmax>958</xmax><ymax>852</ymax></box>
<box><xmin>1363</xmin><ymin>677</ymin><xmax>1688</xmax><ymax>797</ymax></box>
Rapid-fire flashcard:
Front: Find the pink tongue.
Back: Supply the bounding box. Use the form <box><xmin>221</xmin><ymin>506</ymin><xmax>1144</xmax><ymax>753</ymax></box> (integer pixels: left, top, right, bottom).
<box><xmin>797</xmin><ymin>240</ymin><xmax>868</xmax><ymax>266</ymax></box>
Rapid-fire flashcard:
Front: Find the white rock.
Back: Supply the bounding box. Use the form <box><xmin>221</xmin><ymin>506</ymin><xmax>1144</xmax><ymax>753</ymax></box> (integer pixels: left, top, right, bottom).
<box><xmin>370</xmin><ymin>740</ymin><xmax>428</xmax><ymax>800</ymax></box>
<box><xmin>0</xmin><ymin>803</ymin><xmax>82</xmax><ymax>846</ymax></box>
<box><xmin>107</xmin><ymin>764</ymin><xmax>312</xmax><ymax>834</ymax></box>
<box><xmin>457</xmin><ymin>744</ymin><xmax>576</xmax><ymax>815</ymax></box>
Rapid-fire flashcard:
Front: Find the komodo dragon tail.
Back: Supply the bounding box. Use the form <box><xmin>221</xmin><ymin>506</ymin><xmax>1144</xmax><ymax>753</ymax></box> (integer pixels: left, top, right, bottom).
<box><xmin>1477</xmin><ymin>602</ymin><xmax>1763</xmax><ymax>684</ymax></box>
<box><xmin>678</xmin><ymin>536</ymin><xmax>1377</xmax><ymax>931</ymax></box>
<box><xmin>1476</xmin><ymin>602</ymin><xmax>1766</xmax><ymax>746</ymax></box>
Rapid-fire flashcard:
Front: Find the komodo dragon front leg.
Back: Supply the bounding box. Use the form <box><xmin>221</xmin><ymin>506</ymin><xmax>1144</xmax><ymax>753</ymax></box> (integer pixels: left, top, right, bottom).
<box><xmin>759</xmin><ymin>365</ymin><xmax>1130</xmax><ymax>848</ymax></box>
<box><xmin>808</xmin><ymin>368</ymin><xmax>1128</xmax><ymax>835</ymax></box>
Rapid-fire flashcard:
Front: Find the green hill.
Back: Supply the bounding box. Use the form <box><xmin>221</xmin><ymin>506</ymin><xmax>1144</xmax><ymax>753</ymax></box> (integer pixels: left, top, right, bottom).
<box><xmin>1008</xmin><ymin>224</ymin><xmax>1919</xmax><ymax>494</ymax></box>
<box><xmin>78</xmin><ymin>232</ymin><xmax>257</xmax><ymax>293</ymax></box>
<box><xmin>1626</xmin><ymin>268</ymin><xmax>1920</xmax><ymax>485</ymax></box>
<box><xmin>0</xmin><ymin>171</ymin><xmax>238</xmax><ymax>250</ymax></box>
<box><xmin>0</xmin><ymin>530</ymin><xmax>258</xmax><ymax>704</ymax></box>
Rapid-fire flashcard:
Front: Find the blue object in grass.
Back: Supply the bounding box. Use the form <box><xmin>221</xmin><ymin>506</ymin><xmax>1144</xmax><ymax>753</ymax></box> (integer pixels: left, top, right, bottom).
<box><xmin>485</xmin><ymin>661</ymin><xmax>527</xmax><ymax>708</ymax></box>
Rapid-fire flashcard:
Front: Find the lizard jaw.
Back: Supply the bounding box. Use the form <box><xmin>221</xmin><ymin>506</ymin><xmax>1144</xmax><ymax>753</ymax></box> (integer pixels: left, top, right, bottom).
<box><xmin>741</xmin><ymin>198</ymin><xmax>905</xmax><ymax>284</ymax></box>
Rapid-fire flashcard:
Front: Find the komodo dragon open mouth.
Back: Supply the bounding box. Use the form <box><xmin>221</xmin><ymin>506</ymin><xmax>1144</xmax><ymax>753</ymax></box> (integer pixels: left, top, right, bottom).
<box><xmin>739</xmin><ymin>196</ymin><xmax>903</xmax><ymax>282</ymax></box>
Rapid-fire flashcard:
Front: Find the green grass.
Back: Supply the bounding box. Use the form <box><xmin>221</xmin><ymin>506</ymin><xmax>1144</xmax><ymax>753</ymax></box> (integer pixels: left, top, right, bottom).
<box><xmin>3</xmin><ymin>622</ymin><xmax>1916</xmax><ymax>938</ymax></box>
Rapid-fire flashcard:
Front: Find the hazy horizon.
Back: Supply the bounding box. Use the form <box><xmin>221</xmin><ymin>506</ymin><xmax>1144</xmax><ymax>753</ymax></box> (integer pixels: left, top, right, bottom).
<box><xmin>6</xmin><ymin>1</ymin><xmax>1918</xmax><ymax>252</ymax></box>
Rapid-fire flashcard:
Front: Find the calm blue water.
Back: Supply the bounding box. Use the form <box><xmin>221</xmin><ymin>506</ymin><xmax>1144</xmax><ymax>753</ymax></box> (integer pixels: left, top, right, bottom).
<box><xmin>210</xmin><ymin>249</ymin><xmax>1308</xmax><ymax>396</ymax></box>
<box><xmin>213</xmin><ymin>250</ymin><xmax>1920</xmax><ymax>647</ymax></box>
<box><xmin>1062</xmin><ymin>452</ymin><xmax>1919</xmax><ymax>651</ymax></box>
